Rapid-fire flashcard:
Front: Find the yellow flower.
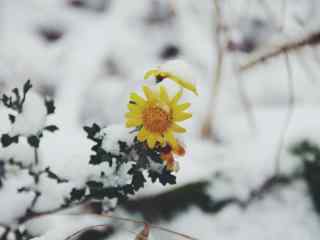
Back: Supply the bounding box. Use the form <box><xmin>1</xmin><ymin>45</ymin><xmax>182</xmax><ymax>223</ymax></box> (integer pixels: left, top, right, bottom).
<box><xmin>125</xmin><ymin>85</ymin><xmax>192</xmax><ymax>150</ymax></box>
<box><xmin>144</xmin><ymin>68</ymin><xmax>198</xmax><ymax>96</ymax></box>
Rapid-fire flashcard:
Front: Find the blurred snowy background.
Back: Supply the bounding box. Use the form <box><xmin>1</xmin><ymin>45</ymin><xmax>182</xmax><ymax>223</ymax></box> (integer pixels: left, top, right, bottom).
<box><xmin>1</xmin><ymin>0</ymin><xmax>320</xmax><ymax>239</ymax></box>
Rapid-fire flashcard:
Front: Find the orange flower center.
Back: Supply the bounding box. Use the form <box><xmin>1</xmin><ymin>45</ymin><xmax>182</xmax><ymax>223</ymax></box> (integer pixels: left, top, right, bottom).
<box><xmin>142</xmin><ymin>105</ymin><xmax>171</xmax><ymax>133</ymax></box>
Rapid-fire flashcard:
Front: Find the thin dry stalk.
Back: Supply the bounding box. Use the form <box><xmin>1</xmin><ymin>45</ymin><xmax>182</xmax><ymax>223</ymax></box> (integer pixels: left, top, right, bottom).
<box><xmin>274</xmin><ymin>53</ymin><xmax>294</xmax><ymax>175</ymax></box>
<box><xmin>201</xmin><ymin>0</ymin><xmax>224</xmax><ymax>139</ymax></box>
<box><xmin>234</xmin><ymin>63</ymin><xmax>257</xmax><ymax>132</ymax></box>
<box><xmin>134</xmin><ymin>224</ymin><xmax>150</xmax><ymax>240</ymax></box>
<box><xmin>240</xmin><ymin>31</ymin><xmax>320</xmax><ymax>71</ymax></box>
<box><xmin>168</xmin><ymin>0</ymin><xmax>176</xmax><ymax>16</ymax></box>
<box><xmin>64</xmin><ymin>214</ymin><xmax>199</xmax><ymax>240</ymax></box>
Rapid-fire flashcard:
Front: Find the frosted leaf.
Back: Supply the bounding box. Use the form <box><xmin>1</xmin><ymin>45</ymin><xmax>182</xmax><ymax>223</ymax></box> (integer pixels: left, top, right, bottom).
<box><xmin>11</xmin><ymin>92</ymin><xmax>47</xmax><ymax>137</ymax></box>
<box><xmin>33</xmin><ymin>175</ymin><xmax>74</xmax><ymax>212</ymax></box>
<box><xmin>0</xmin><ymin>139</ymin><xmax>34</xmax><ymax>166</ymax></box>
<box><xmin>103</xmin><ymin>161</ymin><xmax>133</xmax><ymax>188</ymax></box>
<box><xmin>0</xmin><ymin>171</ymin><xmax>34</xmax><ymax>224</ymax></box>
<box><xmin>100</xmin><ymin>124</ymin><xmax>134</xmax><ymax>155</ymax></box>
<box><xmin>88</xmin><ymin>160</ymin><xmax>133</xmax><ymax>188</ymax></box>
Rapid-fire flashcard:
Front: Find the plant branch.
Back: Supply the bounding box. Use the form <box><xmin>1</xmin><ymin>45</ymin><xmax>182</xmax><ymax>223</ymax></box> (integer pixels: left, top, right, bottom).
<box><xmin>274</xmin><ymin>53</ymin><xmax>294</xmax><ymax>175</ymax></box>
<box><xmin>34</xmin><ymin>148</ymin><xmax>39</xmax><ymax>166</ymax></box>
<box><xmin>201</xmin><ymin>0</ymin><xmax>225</xmax><ymax>139</ymax></box>
<box><xmin>239</xmin><ymin>31</ymin><xmax>320</xmax><ymax>71</ymax></box>
<box><xmin>18</xmin><ymin>200</ymin><xmax>89</xmax><ymax>224</ymax></box>
<box><xmin>65</xmin><ymin>215</ymin><xmax>199</xmax><ymax>240</ymax></box>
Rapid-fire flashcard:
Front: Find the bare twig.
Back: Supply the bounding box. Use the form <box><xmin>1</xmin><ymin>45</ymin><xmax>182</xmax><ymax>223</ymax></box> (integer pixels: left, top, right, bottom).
<box><xmin>240</xmin><ymin>31</ymin><xmax>320</xmax><ymax>71</ymax></box>
<box><xmin>201</xmin><ymin>0</ymin><xmax>224</xmax><ymax>139</ymax></box>
<box><xmin>234</xmin><ymin>63</ymin><xmax>257</xmax><ymax>132</ymax></box>
<box><xmin>65</xmin><ymin>214</ymin><xmax>199</xmax><ymax>240</ymax></box>
<box><xmin>19</xmin><ymin>200</ymin><xmax>89</xmax><ymax>224</ymax></box>
<box><xmin>34</xmin><ymin>148</ymin><xmax>39</xmax><ymax>166</ymax></box>
<box><xmin>275</xmin><ymin>53</ymin><xmax>294</xmax><ymax>175</ymax></box>
<box><xmin>134</xmin><ymin>224</ymin><xmax>149</xmax><ymax>240</ymax></box>
<box><xmin>168</xmin><ymin>0</ymin><xmax>176</xmax><ymax>16</ymax></box>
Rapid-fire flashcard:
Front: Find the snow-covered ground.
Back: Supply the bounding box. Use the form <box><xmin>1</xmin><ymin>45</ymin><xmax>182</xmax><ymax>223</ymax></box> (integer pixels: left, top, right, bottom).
<box><xmin>1</xmin><ymin>0</ymin><xmax>320</xmax><ymax>239</ymax></box>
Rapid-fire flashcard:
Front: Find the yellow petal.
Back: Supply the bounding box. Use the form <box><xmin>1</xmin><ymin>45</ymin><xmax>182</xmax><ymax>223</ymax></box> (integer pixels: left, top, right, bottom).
<box><xmin>125</xmin><ymin>111</ymin><xmax>141</xmax><ymax>118</ymax></box>
<box><xmin>159</xmin><ymin>85</ymin><xmax>170</xmax><ymax>104</ymax></box>
<box><xmin>128</xmin><ymin>103</ymin><xmax>142</xmax><ymax>113</ymax></box>
<box><xmin>126</xmin><ymin>118</ymin><xmax>142</xmax><ymax>127</ymax></box>
<box><xmin>137</xmin><ymin>127</ymin><xmax>148</xmax><ymax>142</ymax></box>
<box><xmin>143</xmin><ymin>85</ymin><xmax>156</xmax><ymax>101</ymax></box>
<box><xmin>169</xmin><ymin>75</ymin><xmax>198</xmax><ymax>96</ymax></box>
<box><xmin>175</xmin><ymin>102</ymin><xmax>190</xmax><ymax>112</ymax></box>
<box><xmin>173</xmin><ymin>112</ymin><xmax>192</xmax><ymax>122</ymax></box>
<box><xmin>147</xmin><ymin>134</ymin><xmax>157</xmax><ymax>149</ymax></box>
<box><xmin>144</xmin><ymin>69</ymin><xmax>160</xmax><ymax>80</ymax></box>
<box><xmin>170</xmin><ymin>123</ymin><xmax>186</xmax><ymax>133</ymax></box>
<box><xmin>170</xmin><ymin>89</ymin><xmax>183</xmax><ymax>106</ymax></box>
<box><xmin>155</xmin><ymin>133</ymin><xmax>164</xmax><ymax>145</ymax></box>
<box><xmin>164</xmin><ymin>130</ymin><xmax>178</xmax><ymax>149</ymax></box>
<box><xmin>130</xmin><ymin>92</ymin><xmax>146</xmax><ymax>106</ymax></box>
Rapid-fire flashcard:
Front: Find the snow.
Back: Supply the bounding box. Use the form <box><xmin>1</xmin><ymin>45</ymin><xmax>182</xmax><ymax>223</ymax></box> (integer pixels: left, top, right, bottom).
<box><xmin>0</xmin><ymin>138</ymin><xmax>35</xmax><ymax>166</ymax></box>
<box><xmin>11</xmin><ymin>91</ymin><xmax>47</xmax><ymax>137</ymax></box>
<box><xmin>33</xmin><ymin>175</ymin><xmax>74</xmax><ymax>212</ymax></box>
<box><xmin>0</xmin><ymin>0</ymin><xmax>320</xmax><ymax>239</ymax></box>
<box><xmin>100</xmin><ymin>124</ymin><xmax>134</xmax><ymax>155</ymax></box>
<box><xmin>160</xmin><ymin>182</ymin><xmax>319</xmax><ymax>240</ymax></box>
<box><xmin>26</xmin><ymin>214</ymin><xmax>112</xmax><ymax>240</ymax></box>
<box><xmin>0</xmin><ymin>171</ymin><xmax>34</xmax><ymax>224</ymax></box>
<box><xmin>159</xmin><ymin>59</ymin><xmax>197</xmax><ymax>86</ymax></box>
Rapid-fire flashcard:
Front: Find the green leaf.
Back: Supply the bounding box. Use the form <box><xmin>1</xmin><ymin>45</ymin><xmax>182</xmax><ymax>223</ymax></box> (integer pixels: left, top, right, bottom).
<box><xmin>70</xmin><ymin>188</ymin><xmax>86</xmax><ymax>201</ymax></box>
<box><xmin>1</xmin><ymin>134</ymin><xmax>19</xmax><ymax>147</ymax></box>
<box><xmin>83</xmin><ymin>123</ymin><xmax>101</xmax><ymax>141</ymax></box>
<box><xmin>23</xmin><ymin>80</ymin><xmax>32</xmax><ymax>95</ymax></box>
<box><xmin>27</xmin><ymin>135</ymin><xmax>40</xmax><ymax>148</ymax></box>
<box><xmin>129</xmin><ymin>168</ymin><xmax>146</xmax><ymax>191</ymax></box>
<box><xmin>44</xmin><ymin>125</ymin><xmax>59</xmax><ymax>132</ymax></box>
<box><xmin>45</xmin><ymin>99</ymin><xmax>55</xmax><ymax>115</ymax></box>
<box><xmin>45</xmin><ymin>167</ymin><xmax>68</xmax><ymax>183</ymax></box>
<box><xmin>8</xmin><ymin>114</ymin><xmax>15</xmax><ymax>123</ymax></box>
<box><xmin>148</xmin><ymin>168</ymin><xmax>176</xmax><ymax>186</ymax></box>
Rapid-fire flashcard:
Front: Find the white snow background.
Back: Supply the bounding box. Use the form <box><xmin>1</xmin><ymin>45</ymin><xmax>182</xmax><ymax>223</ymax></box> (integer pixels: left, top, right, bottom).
<box><xmin>1</xmin><ymin>0</ymin><xmax>320</xmax><ymax>239</ymax></box>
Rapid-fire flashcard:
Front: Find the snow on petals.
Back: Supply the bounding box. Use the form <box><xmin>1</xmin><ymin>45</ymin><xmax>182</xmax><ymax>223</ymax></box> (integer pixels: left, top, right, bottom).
<box><xmin>144</xmin><ymin>59</ymin><xmax>198</xmax><ymax>95</ymax></box>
